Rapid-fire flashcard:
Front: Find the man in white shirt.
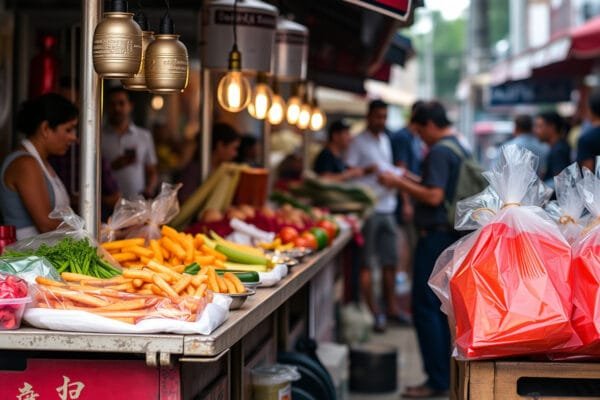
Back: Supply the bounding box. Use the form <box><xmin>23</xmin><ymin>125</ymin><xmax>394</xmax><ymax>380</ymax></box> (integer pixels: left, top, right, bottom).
<box><xmin>102</xmin><ymin>87</ymin><xmax>158</xmax><ymax>200</ymax></box>
<box><xmin>346</xmin><ymin>100</ymin><xmax>402</xmax><ymax>333</ymax></box>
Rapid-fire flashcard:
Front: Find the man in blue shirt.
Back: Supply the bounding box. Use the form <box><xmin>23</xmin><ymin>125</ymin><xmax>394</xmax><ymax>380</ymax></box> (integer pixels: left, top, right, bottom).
<box><xmin>380</xmin><ymin>101</ymin><xmax>465</xmax><ymax>398</ymax></box>
<box><xmin>503</xmin><ymin>114</ymin><xmax>549</xmax><ymax>178</ymax></box>
<box><xmin>313</xmin><ymin>120</ymin><xmax>370</xmax><ymax>181</ymax></box>
<box><xmin>534</xmin><ymin>111</ymin><xmax>571</xmax><ymax>188</ymax></box>
<box><xmin>578</xmin><ymin>90</ymin><xmax>600</xmax><ymax>171</ymax></box>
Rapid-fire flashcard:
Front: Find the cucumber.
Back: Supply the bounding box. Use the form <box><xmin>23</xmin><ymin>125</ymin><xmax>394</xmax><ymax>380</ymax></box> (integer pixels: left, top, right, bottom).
<box><xmin>215</xmin><ymin>244</ymin><xmax>268</xmax><ymax>266</ymax></box>
<box><xmin>216</xmin><ymin>270</ymin><xmax>260</xmax><ymax>283</ymax></box>
<box><xmin>223</xmin><ymin>261</ymin><xmax>268</xmax><ymax>272</ymax></box>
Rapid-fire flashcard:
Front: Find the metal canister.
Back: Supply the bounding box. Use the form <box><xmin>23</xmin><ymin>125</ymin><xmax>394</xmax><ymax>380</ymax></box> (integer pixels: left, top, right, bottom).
<box><xmin>201</xmin><ymin>0</ymin><xmax>277</xmax><ymax>73</ymax></box>
<box><xmin>92</xmin><ymin>11</ymin><xmax>143</xmax><ymax>78</ymax></box>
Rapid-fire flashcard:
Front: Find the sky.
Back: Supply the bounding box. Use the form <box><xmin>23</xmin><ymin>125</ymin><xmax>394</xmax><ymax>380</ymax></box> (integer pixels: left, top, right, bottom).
<box><xmin>425</xmin><ymin>0</ymin><xmax>470</xmax><ymax>20</ymax></box>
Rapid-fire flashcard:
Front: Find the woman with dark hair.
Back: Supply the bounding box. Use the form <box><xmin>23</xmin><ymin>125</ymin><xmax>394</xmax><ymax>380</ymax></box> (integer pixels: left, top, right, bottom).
<box><xmin>211</xmin><ymin>122</ymin><xmax>241</xmax><ymax>171</ymax></box>
<box><xmin>0</xmin><ymin>93</ymin><xmax>78</xmax><ymax>239</ymax></box>
<box><xmin>235</xmin><ymin>135</ymin><xmax>260</xmax><ymax>166</ymax></box>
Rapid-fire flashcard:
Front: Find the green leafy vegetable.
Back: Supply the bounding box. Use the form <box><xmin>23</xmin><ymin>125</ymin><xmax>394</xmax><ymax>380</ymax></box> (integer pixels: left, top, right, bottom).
<box><xmin>2</xmin><ymin>238</ymin><xmax>121</xmax><ymax>279</ymax></box>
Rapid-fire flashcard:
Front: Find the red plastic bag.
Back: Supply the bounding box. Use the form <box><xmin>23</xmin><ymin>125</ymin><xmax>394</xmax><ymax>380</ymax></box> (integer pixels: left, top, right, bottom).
<box><xmin>569</xmin><ymin>161</ymin><xmax>600</xmax><ymax>356</ymax></box>
<box><xmin>430</xmin><ymin>145</ymin><xmax>579</xmax><ymax>359</ymax></box>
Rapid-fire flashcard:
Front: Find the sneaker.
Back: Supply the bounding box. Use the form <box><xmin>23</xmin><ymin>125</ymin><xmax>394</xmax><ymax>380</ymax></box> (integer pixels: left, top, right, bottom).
<box><xmin>373</xmin><ymin>314</ymin><xmax>387</xmax><ymax>333</ymax></box>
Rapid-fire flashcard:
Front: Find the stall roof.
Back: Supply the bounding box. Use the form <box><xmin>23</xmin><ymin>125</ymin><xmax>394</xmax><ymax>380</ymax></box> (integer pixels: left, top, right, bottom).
<box><xmin>8</xmin><ymin>0</ymin><xmax>419</xmax><ymax>93</ymax></box>
<box><xmin>490</xmin><ymin>15</ymin><xmax>600</xmax><ymax>85</ymax></box>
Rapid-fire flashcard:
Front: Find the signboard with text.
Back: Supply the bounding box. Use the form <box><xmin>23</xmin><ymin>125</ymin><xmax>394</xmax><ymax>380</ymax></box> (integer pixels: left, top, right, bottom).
<box><xmin>489</xmin><ymin>78</ymin><xmax>573</xmax><ymax>106</ymax></box>
<box><xmin>0</xmin><ymin>359</ymin><xmax>175</xmax><ymax>400</ymax></box>
<box><xmin>344</xmin><ymin>0</ymin><xmax>413</xmax><ymax>21</ymax></box>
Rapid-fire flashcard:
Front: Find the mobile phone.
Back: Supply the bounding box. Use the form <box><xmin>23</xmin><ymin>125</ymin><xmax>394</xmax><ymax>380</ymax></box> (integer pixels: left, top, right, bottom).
<box><xmin>124</xmin><ymin>148</ymin><xmax>136</xmax><ymax>160</ymax></box>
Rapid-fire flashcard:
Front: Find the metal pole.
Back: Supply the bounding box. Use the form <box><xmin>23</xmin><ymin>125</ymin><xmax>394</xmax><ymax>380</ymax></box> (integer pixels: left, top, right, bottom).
<box><xmin>201</xmin><ymin>68</ymin><xmax>212</xmax><ymax>181</ymax></box>
<box><xmin>262</xmin><ymin>120</ymin><xmax>271</xmax><ymax>168</ymax></box>
<box><xmin>79</xmin><ymin>0</ymin><xmax>102</xmax><ymax>237</ymax></box>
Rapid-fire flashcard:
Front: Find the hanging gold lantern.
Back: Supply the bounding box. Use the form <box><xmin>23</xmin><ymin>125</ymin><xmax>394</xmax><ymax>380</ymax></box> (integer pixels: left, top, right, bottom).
<box><xmin>121</xmin><ymin>12</ymin><xmax>154</xmax><ymax>90</ymax></box>
<box><xmin>145</xmin><ymin>13</ymin><xmax>189</xmax><ymax>93</ymax></box>
<box><xmin>93</xmin><ymin>0</ymin><xmax>143</xmax><ymax>78</ymax></box>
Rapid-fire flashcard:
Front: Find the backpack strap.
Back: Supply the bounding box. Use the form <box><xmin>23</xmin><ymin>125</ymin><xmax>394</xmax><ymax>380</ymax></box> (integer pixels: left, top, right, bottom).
<box><xmin>437</xmin><ymin>138</ymin><xmax>470</xmax><ymax>160</ymax></box>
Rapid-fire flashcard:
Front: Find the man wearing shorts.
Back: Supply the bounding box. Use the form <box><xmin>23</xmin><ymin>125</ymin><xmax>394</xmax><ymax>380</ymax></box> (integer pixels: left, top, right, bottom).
<box><xmin>346</xmin><ymin>100</ymin><xmax>401</xmax><ymax>333</ymax></box>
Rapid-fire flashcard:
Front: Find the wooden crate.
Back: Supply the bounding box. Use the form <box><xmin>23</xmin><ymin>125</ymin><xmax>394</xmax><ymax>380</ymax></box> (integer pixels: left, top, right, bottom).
<box><xmin>452</xmin><ymin>359</ymin><xmax>600</xmax><ymax>400</ymax></box>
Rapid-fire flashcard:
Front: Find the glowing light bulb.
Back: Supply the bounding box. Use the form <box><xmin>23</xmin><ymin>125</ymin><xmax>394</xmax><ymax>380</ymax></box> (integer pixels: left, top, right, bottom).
<box><xmin>310</xmin><ymin>107</ymin><xmax>326</xmax><ymax>131</ymax></box>
<box><xmin>248</xmin><ymin>83</ymin><xmax>274</xmax><ymax>120</ymax></box>
<box><xmin>217</xmin><ymin>71</ymin><xmax>251</xmax><ymax>112</ymax></box>
<box><xmin>286</xmin><ymin>96</ymin><xmax>302</xmax><ymax>125</ymax></box>
<box><xmin>297</xmin><ymin>103</ymin><xmax>312</xmax><ymax>130</ymax></box>
<box><xmin>268</xmin><ymin>95</ymin><xmax>286</xmax><ymax>125</ymax></box>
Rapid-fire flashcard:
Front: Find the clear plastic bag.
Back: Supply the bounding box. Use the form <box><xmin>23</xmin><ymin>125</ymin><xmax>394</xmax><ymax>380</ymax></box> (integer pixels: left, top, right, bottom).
<box><xmin>33</xmin><ymin>281</ymin><xmax>208</xmax><ymax>324</ymax></box>
<box><xmin>569</xmin><ymin>159</ymin><xmax>600</xmax><ymax>356</ymax></box>
<box><xmin>4</xmin><ymin>208</ymin><xmax>122</xmax><ymax>275</ymax></box>
<box><xmin>429</xmin><ymin>145</ymin><xmax>578</xmax><ymax>360</ymax></box>
<box><xmin>0</xmin><ymin>256</ymin><xmax>60</xmax><ymax>285</ymax></box>
<box><xmin>8</xmin><ymin>208</ymin><xmax>88</xmax><ymax>250</ymax></box>
<box><xmin>545</xmin><ymin>163</ymin><xmax>586</xmax><ymax>243</ymax></box>
<box><xmin>126</xmin><ymin>183</ymin><xmax>182</xmax><ymax>242</ymax></box>
<box><xmin>100</xmin><ymin>198</ymin><xmax>148</xmax><ymax>242</ymax></box>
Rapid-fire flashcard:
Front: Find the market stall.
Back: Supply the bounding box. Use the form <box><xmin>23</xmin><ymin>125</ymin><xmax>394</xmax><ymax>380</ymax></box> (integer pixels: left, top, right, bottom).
<box><xmin>0</xmin><ymin>229</ymin><xmax>352</xmax><ymax>399</ymax></box>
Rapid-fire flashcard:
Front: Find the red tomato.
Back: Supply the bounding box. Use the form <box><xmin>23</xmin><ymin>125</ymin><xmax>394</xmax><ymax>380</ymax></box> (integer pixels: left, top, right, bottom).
<box><xmin>317</xmin><ymin>220</ymin><xmax>337</xmax><ymax>242</ymax></box>
<box><xmin>294</xmin><ymin>237</ymin><xmax>309</xmax><ymax>248</ymax></box>
<box><xmin>279</xmin><ymin>226</ymin><xmax>299</xmax><ymax>244</ymax></box>
<box><xmin>300</xmin><ymin>232</ymin><xmax>318</xmax><ymax>250</ymax></box>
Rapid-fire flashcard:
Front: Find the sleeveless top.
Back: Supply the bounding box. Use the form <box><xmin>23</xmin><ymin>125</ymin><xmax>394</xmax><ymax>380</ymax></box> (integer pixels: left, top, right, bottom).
<box><xmin>0</xmin><ymin>150</ymin><xmax>55</xmax><ymax>231</ymax></box>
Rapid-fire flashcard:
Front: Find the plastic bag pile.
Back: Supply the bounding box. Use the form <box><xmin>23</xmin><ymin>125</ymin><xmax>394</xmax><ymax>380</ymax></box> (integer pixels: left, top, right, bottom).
<box><xmin>430</xmin><ymin>146</ymin><xmax>600</xmax><ymax>360</ymax></box>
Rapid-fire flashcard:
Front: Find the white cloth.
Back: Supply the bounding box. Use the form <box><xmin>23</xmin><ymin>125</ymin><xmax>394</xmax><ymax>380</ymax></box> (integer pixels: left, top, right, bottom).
<box><xmin>18</xmin><ymin>140</ymin><xmax>71</xmax><ymax>240</ymax></box>
<box><xmin>345</xmin><ymin>131</ymin><xmax>397</xmax><ymax>213</ymax></box>
<box><xmin>102</xmin><ymin>123</ymin><xmax>157</xmax><ymax>199</ymax></box>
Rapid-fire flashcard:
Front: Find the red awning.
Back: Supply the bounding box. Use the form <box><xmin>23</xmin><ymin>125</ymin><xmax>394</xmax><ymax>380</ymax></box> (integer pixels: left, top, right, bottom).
<box><xmin>490</xmin><ymin>16</ymin><xmax>600</xmax><ymax>85</ymax></box>
<box><xmin>571</xmin><ymin>16</ymin><xmax>600</xmax><ymax>58</ymax></box>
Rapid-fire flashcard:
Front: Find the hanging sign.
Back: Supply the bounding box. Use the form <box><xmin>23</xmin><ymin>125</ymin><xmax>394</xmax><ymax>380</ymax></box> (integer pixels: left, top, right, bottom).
<box><xmin>343</xmin><ymin>0</ymin><xmax>413</xmax><ymax>21</ymax></box>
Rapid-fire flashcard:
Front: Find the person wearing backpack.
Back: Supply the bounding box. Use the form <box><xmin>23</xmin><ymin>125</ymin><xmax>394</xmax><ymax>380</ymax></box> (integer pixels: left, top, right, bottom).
<box><xmin>379</xmin><ymin>101</ymin><xmax>486</xmax><ymax>398</ymax></box>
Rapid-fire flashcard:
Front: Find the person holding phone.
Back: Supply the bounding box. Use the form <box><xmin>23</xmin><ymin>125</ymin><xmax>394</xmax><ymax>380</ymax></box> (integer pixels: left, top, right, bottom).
<box><xmin>102</xmin><ymin>86</ymin><xmax>158</xmax><ymax>199</ymax></box>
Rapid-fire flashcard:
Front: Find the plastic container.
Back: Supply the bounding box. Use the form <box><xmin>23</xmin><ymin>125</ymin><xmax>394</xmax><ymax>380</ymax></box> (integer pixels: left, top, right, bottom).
<box><xmin>0</xmin><ymin>225</ymin><xmax>16</xmax><ymax>255</ymax></box>
<box><xmin>0</xmin><ymin>296</ymin><xmax>30</xmax><ymax>330</ymax></box>
<box><xmin>251</xmin><ymin>364</ymin><xmax>301</xmax><ymax>400</ymax></box>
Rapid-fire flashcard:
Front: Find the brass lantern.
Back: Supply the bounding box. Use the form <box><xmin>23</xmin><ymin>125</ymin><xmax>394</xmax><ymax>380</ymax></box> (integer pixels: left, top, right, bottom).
<box><xmin>92</xmin><ymin>0</ymin><xmax>143</xmax><ymax>78</ymax></box>
<box><xmin>121</xmin><ymin>12</ymin><xmax>154</xmax><ymax>90</ymax></box>
<box><xmin>145</xmin><ymin>13</ymin><xmax>189</xmax><ymax>93</ymax></box>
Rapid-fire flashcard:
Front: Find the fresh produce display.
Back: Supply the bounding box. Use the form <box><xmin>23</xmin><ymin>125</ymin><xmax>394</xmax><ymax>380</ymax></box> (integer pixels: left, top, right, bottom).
<box><xmin>34</xmin><ymin>272</ymin><xmax>208</xmax><ymax>324</ymax></box>
<box><xmin>286</xmin><ymin>176</ymin><xmax>376</xmax><ymax>214</ymax></box>
<box><xmin>171</xmin><ymin>163</ymin><xmax>252</xmax><ymax>230</ymax></box>
<box><xmin>101</xmin><ymin>226</ymin><xmax>229</xmax><ymax>271</ymax></box>
<box><xmin>0</xmin><ymin>274</ymin><xmax>29</xmax><ymax>330</ymax></box>
<box><xmin>4</xmin><ymin>238</ymin><xmax>121</xmax><ymax>279</ymax></box>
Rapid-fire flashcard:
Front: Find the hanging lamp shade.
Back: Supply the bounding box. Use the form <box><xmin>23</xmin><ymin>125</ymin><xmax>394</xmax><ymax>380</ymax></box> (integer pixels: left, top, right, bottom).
<box><xmin>121</xmin><ymin>12</ymin><xmax>154</xmax><ymax>90</ymax></box>
<box><xmin>202</xmin><ymin>0</ymin><xmax>277</xmax><ymax>72</ymax></box>
<box><xmin>145</xmin><ymin>13</ymin><xmax>189</xmax><ymax>93</ymax></box>
<box><xmin>93</xmin><ymin>0</ymin><xmax>143</xmax><ymax>78</ymax></box>
<box><xmin>272</xmin><ymin>17</ymin><xmax>308</xmax><ymax>81</ymax></box>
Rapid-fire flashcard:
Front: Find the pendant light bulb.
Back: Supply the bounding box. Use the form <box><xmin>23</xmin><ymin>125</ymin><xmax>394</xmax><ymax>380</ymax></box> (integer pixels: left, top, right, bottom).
<box><xmin>248</xmin><ymin>76</ymin><xmax>274</xmax><ymax>120</ymax></box>
<box><xmin>268</xmin><ymin>94</ymin><xmax>286</xmax><ymax>125</ymax></box>
<box><xmin>297</xmin><ymin>103</ymin><xmax>312</xmax><ymax>130</ymax></box>
<box><xmin>310</xmin><ymin>107</ymin><xmax>326</xmax><ymax>131</ymax></box>
<box><xmin>217</xmin><ymin>70</ymin><xmax>252</xmax><ymax>112</ymax></box>
<box><xmin>286</xmin><ymin>96</ymin><xmax>302</xmax><ymax>125</ymax></box>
